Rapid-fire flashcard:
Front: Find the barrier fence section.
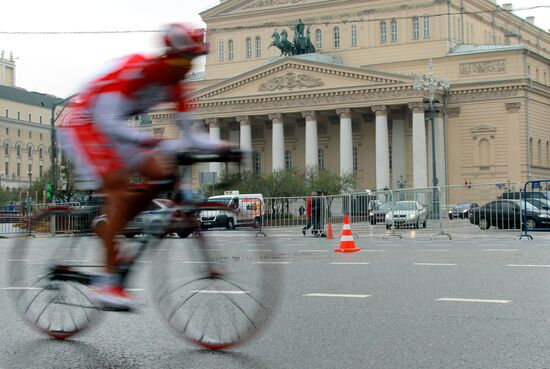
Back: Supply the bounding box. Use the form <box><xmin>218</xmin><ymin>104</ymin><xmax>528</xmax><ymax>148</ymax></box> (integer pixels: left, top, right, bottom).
<box><xmin>442</xmin><ymin>181</ymin><xmax>523</xmax><ymax>236</ymax></box>
<box><xmin>520</xmin><ymin>180</ymin><xmax>550</xmax><ymax>239</ymax></box>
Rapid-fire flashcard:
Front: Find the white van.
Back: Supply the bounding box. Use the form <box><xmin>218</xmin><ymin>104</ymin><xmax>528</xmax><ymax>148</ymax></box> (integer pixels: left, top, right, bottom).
<box><xmin>200</xmin><ymin>191</ymin><xmax>265</xmax><ymax>230</ymax></box>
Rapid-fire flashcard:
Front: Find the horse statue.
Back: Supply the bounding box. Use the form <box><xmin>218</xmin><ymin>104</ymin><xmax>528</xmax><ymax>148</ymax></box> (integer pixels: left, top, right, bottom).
<box><xmin>292</xmin><ymin>20</ymin><xmax>316</xmax><ymax>55</ymax></box>
<box><xmin>268</xmin><ymin>30</ymin><xmax>296</xmax><ymax>56</ymax></box>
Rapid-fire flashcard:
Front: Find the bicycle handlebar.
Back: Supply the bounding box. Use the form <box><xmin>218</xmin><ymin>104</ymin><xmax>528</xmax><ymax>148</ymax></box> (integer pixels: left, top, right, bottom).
<box><xmin>176</xmin><ymin>149</ymin><xmax>243</xmax><ymax>165</ymax></box>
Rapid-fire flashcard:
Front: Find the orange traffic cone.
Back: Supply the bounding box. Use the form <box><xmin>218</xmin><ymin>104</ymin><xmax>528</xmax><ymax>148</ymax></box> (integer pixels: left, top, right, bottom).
<box><xmin>326</xmin><ymin>223</ymin><xmax>334</xmax><ymax>239</ymax></box>
<box><xmin>334</xmin><ymin>215</ymin><xmax>360</xmax><ymax>253</ymax></box>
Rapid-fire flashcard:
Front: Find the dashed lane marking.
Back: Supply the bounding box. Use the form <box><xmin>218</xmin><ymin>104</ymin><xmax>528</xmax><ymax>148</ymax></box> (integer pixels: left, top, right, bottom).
<box><xmin>330</xmin><ymin>262</ymin><xmax>370</xmax><ymax>265</ymax></box>
<box><xmin>416</xmin><ymin>250</ymin><xmax>450</xmax><ymax>252</ymax></box>
<box><xmin>414</xmin><ymin>263</ymin><xmax>457</xmax><ymax>266</ymax></box>
<box><xmin>506</xmin><ymin>264</ymin><xmax>550</xmax><ymax>268</ymax></box>
<box><xmin>304</xmin><ymin>293</ymin><xmax>371</xmax><ymax>298</ymax></box>
<box><xmin>437</xmin><ymin>297</ymin><xmax>511</xmax><ymax>304</ymax></box>
<box><xmin>483</xmin><ymin>249</ymin><xmax>518</xmax><ymax>252</ymax></box>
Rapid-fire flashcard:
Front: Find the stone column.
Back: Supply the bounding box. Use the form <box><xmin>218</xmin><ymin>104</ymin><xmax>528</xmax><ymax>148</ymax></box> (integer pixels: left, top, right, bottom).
<box><xmin>337</xmin><ymin>108</ymin><xmax>353</xmax><ymax>176</ymax></box>
<box><xmin>409</xmin><ymin>102</ymin><xmax>428</xmax><ymax>188</ymax></box>
<box><xmin>237</xmin><ymin>116</ymin><xmax>253</xmax><ymax>173</ymax></box>
<box><xmin>302</xmin><ymin>111</ymin><xmax>318</xmax><ymax>173</ymax></box>
<box><xmin>206</xmin><ymin>118</ymin><xmax>222</xmax><ymax>181</ymax></box>
<box><xmin>391</xmin><ymin>118</ymin><xmax>406</xmax><ymax>189</ymax></box>
<box><xmin>269</xmin><ymin>113</ymin><xmax>285</xmax><ymax>172</ymax></box>
<box><xmin>371</xmin><ymin>105</ymin><xmax>390</xmax><ymax>190</ymax></box>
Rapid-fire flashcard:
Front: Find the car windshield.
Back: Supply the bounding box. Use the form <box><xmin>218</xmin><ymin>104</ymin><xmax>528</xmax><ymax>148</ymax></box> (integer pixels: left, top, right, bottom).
<box><xmin>394</xmin><ymin>202</ymin><xmax>417</xmax><ymax>210</ymax></box>
<box><xmin>455</xmin><ymin>203</ymin><xmax>471</xmax><ymax>209</ymax></box>
<box><xmin>208</xmin><ymin>197</ymin><xmax>232</xmax><ymax>205</ymax></box>
<box><xmin>378</xmin><ymin>202</ymin><xmax>393</xmax><ymax>210</ymax></box>
<box><xmin>508</xmin><ymin>200</ymin><xmax>538</xmax><ymax>211</ymax></box>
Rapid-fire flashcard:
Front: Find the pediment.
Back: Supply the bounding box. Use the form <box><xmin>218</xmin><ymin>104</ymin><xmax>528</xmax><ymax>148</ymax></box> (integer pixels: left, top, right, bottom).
<box><xmin>194</xmin><ymin>57</ymin><xmax>414</xmax><ymax>101</ymax></box>
<box><xmin>471</xmin><ymin>124</ymin><xmax>497</xmax><ymax>135</ymax></box>
<box><xmin>202</xmin><ymin>0</ymin><xmax>335</xmax><ymax>18</ymax></box>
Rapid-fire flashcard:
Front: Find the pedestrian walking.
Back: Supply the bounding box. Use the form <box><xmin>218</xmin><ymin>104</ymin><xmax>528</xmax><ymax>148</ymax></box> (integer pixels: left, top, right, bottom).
<box><xmin>302</xmin><ymin>191</ymin><xmax>316</xmax><ymax>236</ymax></box>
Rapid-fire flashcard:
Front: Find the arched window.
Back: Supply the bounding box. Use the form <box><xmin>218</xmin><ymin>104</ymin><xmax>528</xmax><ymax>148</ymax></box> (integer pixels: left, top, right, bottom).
<box><xmin>27</xmin><ymin>146</ymin><xmax>32</xmax><ymax>158</ymax></box>
<box><xmin>333</xmin><ymin>26</ymin><xmax>340</xmax><ymax>48</ymax></box>
<box><xmin>423</xmin><ymin>16</ymin><xmax>430</xmax><ymax>39</ymax></box>
<box><xmin>246</xmin><ymin>37</ymin><xmax>252</xmax><ymax>59</ymax></box>
<box><xmin>380</xmin><ymin>21</ymin><xmax>387</xmax><ymax>44</ymax></box>
<box><xmin>413</xmin><ymin>17</ymin><xmax>420</xmax><ymax>40</ymax></box>
<box><xmin>39</xmin><ymin>148</ymin><xmax>43</xmax><ymax>159</ymax></box>
<box><xmin>351</xmin><ymin>24</ymin><xmax>357</xmax><ymax>47</ymax></box>
<box><xmin>16</xmin><ymin>145</ymin><xmax>21</xmax><ymax>157</ymax></box>
<box><xmin>255</xmin><ymin>36</ymin><xmax>262</xmax><ymax>57</ymax></box>
<box><xmin>353</xmin><ymin>147</ymin><xmax>358</xmax><ymax>172</ymax></box>
<box><xmin>228</xmin><ymin>40</ymin><xmax>234</xmax><ymax>61</ymax></box>
<box><xmin>318</xmin><ymin>149</ymin><xmax>325</xmax><ymax>171</ymax></box>
<box><xmin>285</xmin><ymin>150</ymin><xmax>292</xmax><ymax>170</ymax></box>
<box><xmin>315</xmin><ymin>29</ymin><xmax>322</xmax><ymax>49</ymax></box>
<box><xmin>218</xmin><ymin>40</ymin><xmax>225</xmax><ymax>62</ymax></box>
<box><xmin>480</xmin><ymin>139</ymin><xmax>490</xmax><ymax>168</ymax></box>
<box><xmin>391</xmin><ymin>20</ymin><xmax>398</xmax><ymax>42</ymax></box>
<box><xmin>4</xmin><ymin>143</ymin><xmax>8</xmax><ymax>156</ymax></box>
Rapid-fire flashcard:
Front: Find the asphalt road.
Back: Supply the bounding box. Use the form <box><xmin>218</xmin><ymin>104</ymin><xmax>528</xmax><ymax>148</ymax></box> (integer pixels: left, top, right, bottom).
<box><xmin>1</xmin><ymin>233</ymin><xmax>550</xmax><ymax>368</ymax></box>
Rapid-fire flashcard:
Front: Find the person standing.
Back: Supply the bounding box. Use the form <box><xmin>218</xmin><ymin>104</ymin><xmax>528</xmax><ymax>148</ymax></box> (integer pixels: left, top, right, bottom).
<box><xmin>302</xmin><ymin>191</ymin><xmax>316</xmax><ymax>236</ymax></box>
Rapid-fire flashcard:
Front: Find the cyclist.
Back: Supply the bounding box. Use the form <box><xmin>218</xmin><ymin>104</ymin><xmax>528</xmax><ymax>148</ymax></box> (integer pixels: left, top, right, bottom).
<box><xmin>59</xmin><ymin>23</ymin><xmax>227</xmax><ymax>310</ymax></box>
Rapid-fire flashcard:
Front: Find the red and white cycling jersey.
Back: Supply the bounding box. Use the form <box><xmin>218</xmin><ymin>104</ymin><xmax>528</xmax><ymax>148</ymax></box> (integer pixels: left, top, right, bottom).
<box><xmin>59</xmin><ymin>53</ymin><xmax>198</xmax><ymax>185</ymax></box>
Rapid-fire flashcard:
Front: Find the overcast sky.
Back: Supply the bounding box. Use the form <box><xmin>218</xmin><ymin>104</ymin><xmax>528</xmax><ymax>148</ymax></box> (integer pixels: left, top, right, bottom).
<box><xmin>1</xmin><ymin>0</ymin><xmax>548</xmax><ymax>98</ymax></box>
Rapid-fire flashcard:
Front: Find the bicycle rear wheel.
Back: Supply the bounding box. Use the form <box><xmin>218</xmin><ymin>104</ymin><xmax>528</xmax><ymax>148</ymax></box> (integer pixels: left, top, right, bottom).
<box><xmin>8</xmin><ymin>209</ymin><xmax>103</xmax><ymax>339</ymax></box>
<box><xmin>152</xmin><ymin>232</ymin><xmax>282</xmax><ymax>349</ymax></box>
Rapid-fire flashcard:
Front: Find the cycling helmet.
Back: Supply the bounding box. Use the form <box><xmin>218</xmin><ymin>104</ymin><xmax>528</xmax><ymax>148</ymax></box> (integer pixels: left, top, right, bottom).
<box><xmin>163</xmin><ymin>23</ymin><xmax>209</xmax><ymax>57</ymax></box>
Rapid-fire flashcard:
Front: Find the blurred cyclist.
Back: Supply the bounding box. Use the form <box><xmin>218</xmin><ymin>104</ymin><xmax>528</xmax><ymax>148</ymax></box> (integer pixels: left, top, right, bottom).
<box><xmin>59</xmin><ymin>23</ymin><xmax>227</xmax><ymax>310</ymax></box>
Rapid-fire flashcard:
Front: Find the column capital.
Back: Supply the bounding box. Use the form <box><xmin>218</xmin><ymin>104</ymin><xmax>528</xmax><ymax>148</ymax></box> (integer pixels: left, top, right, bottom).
<box><xmin>236</xmin><ymin>116</ymin><xmax>251</xmax><ymax>126</ymax></box>
<box><xmin>302</xmin><ymin>111</ymin><xmax>317</xmax><ymax>121</ymax></box>
<box><xmin>336</xmin><ymin>108</ymin><xmax>351</xmax><ymax>119</ymax></box>
<box><xmin>205</xmin><ymin>118</ymin><xmax>220</xmax><ymax>128</ymax></box>
<box><xmin>371</xmin><ymin>105</ymin><xmax>387</xmax><ymax>116</ymax></box>
<box><xmin>408</xmin><ymin>102</ymin><xmax>424</xmax><ymax>114</ymax></box>
<box><xmin>269</xmin><ymin>113</ymin><xmax>283</xmax><ymax>123</ymax></box>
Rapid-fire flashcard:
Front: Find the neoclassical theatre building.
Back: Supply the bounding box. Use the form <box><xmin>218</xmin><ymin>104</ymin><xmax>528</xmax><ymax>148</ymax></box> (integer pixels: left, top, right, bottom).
<box><xmin>149</xmin><ymin>0</ymin><xmax>550</xmax><ymax>193</ymax></box>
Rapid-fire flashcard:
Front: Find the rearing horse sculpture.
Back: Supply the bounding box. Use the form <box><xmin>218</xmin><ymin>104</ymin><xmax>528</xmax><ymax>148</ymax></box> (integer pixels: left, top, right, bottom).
<box><xmin>268</xmin><ymin>30</ymin><xmax>296</xmax><ymax>56</ymax></box>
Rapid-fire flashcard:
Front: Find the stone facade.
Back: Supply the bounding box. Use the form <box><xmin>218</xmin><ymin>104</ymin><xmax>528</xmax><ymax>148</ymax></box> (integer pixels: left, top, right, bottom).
<box><xmin>150</xmin><ymin>0</ymin><xmax>550</xmax><ymax>200</ymax></box>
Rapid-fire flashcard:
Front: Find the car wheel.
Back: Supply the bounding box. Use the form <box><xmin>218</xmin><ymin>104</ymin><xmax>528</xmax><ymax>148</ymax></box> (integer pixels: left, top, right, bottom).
<box><xmin>386</xmin><ymin>224</ymin><xmax>390</xmax><ymax>230</ymax></box>
<box><xmin>226</xmin><ymin>218</ymin><xmax>235</xmax><ymax>230</ymax></box>
<box><xmin>479</xmin><ymin>218</ymin><xmax>490</xmax><ymax>230</ymax></box>
<box><xmin>414</xmin><ymin>220</ymin><xmax>419</xmax><ymax>229</ymax></box>
<box><xmin>177</xmin><ymin>230</ymin><xmax>192</xmax><ymax>238</ymax></box>
<box><xmin>124</xmin><ymin>233</ymin><xmax>136</xmax><ymax>238</ymax></box>
<box><xmin>423</xmin><ymin>219</ymin><xmax>427</xmax><ymax>228</ymax></box>
<box><xmin>370</xmin><ymin>219</ymin><xmax>375</xmax><ymax>225</ymax></box>
<box><xmin>448</xmin><ymin>214</ymin><xmax>453</xmax><ymax>220</ymax></box>
<box><xmin>525</xmin><ymin>217</ymin><xmax>537</xmax><ymax>230</ymax></box>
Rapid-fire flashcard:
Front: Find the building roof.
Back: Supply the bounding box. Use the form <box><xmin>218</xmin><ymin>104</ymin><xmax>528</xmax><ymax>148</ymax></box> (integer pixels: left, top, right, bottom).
<box><xmin>448</xmin><ymin>44</ymin><xmax>525</xmax><ymax>56</ymax></box>
<box><xmin>0</xmin><ymin>85</ymin><xmax>62</xmax><ymax>108</ymax></box>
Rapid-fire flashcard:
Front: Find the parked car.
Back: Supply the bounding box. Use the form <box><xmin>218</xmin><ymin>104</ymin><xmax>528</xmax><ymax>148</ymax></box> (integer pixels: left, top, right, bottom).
<box><xmin>385</xmin><ymin>201</ymin><xmax>427</xmax><ymax>229</ymax></box>
<box><xmin>123</xmin><ymin>199</ymin><xmax>194</xmax><ymax>238</ymax></box>
<box><xmin>368</xmin><ymin>202</ymin><xmax>393</xmax><ymax>224</ymax></box>
<box><xmin>469</xmin><ymin>199</ymin><xmax>550</xmax><ymax>230</ymax></box>
<box><xmin>448</xmin><ymin>202</ymin><xmax>479</xmax><ymax>219</ymax></box>
<box><xmin>200</xmin><ymin>192</ymin><xmax>264</xmax><ymax>230</ymax></box>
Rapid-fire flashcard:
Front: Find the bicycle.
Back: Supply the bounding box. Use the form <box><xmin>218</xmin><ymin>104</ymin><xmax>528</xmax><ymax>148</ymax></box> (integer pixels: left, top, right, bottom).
<box><xmin>8</xmin><ymin>149</ymin><xmax>282</xmax><ymax>350</ymax></box>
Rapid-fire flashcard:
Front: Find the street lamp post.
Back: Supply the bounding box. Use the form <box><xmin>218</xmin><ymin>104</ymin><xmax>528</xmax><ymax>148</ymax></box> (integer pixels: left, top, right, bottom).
<box><xmin>413</xmin><ymin>60</ymin><xmax>450</xmax><ymax>220</ymax></box>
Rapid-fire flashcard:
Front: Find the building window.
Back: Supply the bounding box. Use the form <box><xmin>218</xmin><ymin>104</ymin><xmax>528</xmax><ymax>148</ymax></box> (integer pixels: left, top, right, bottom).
<box><xmin>39</xmin><ymin>164</ymin><xmax>43</xmax><ymax>177</ymax></box>
<box><xmin>253</xmin><ymin>151</ymin><xmax>261</xmax><ymax>174</ymax></box>
<box><xmin>28</xmin><ymin>146</ymin><xmax>32</xmax><ymax>158</ymax></box>
<box><xmin>218</xmin><ymin>40</ymin><xmax>225</xmax><ymax>62</ymax></box>
<box><xmin>17</xmin><ymin>112</ymin><xmax>20</xmax><ymax>120</ymax></box>
<box><xmin>353</xmin><ymin>147</ymin><xmax>358</xmax><ymax>172</ymax></box>
<box><xmin>318</xmin><ymin>149</ymin><xmax>325</xmax><ymax>171</ymax></box>
<box><xmin>351</xmin><ymin>24</ymin><xmax>357</xmax><ymax>47</ymax></box>
<box><xmin>39</xmin><ymin>148</ymin><xmax>43</xmax><ymax>159</ymax></box>
<box><xmin>255</xmin><ymin>36</ymin><xmax>262</xmax><ymax>57</ymax></box>
<box><xmin>29</xmin><ymin>131</ymin><xmax>32</xmax><ymax>139</ymax></box>
<box><xmin>391</xmin><ymin>20</ymin><xmax>398</xmax><ymax>42</ymax></box>
<box><xmin>4</xmin><ymin>162</ymin><xmax>8</xmax><ymax>177</ymax></box>
<box><xmin>285</xmin><ymin>150</ymin><xmax>292</xmax><ymax>170</ymax></box>
<box><xmin>28</xmin><ymin>164</ymin><xmax>32</xmax><ymax>175</ymax></box>
<box><xmin>18</xmin><ymin>129</ymin><xmax>20</xmax><ymax>137</ymax></box>
<box><xmin>246</xmin><ymin>37</ymin><xmax>252</xmax><ymax>59</ymax></box>
<box><xmin>17</xmin><ymin>163</ymin><xmax>20</xmax><ymax>177</ymax></box>
<box><xmin>423</xmin><ymin>16</ymin><xmax>430</xmax><ymax>39</ymax></box>
<box><xmin>413</xmin><ymin>17</ymin><xmax>420</xmax><ymax>40</ymax></box>
<box><xmin>380</xmin><ymin>21</ymin><xmax>387</xmax><ymax>44</ymax></box>
<box><xmin>315</xmin><ymin>29</ymin><xmax>322</xmax><ymax>49</ymax></box>
<box><xmin>39</xmin><ymin>116</ymin><xmax>43</xmax><ymax>124</ymax></box>
<box><xmin>28</xmin><ymin>113</ymin><xmax>32</xmax><ymax>122</ymax></box>
<box><xmin>480</xmin><ymin>139</ymin><xmax>490</xmax><ymax>168</ymax></box>
<box><xmin>16</xmin><ymin>145</ymin><xmax>21</xmax><ymax>157</ymax></box>
<box><xmin>4</xmin><ymin>143</ymin><xmax>8</xmax><ymax>156</ymax></box>
<box><xmin>40</xmin><ymin>133</ymin><xmax>43</xmax><ymax>140</ymax></box>
<box><xmin>333</xmin><ymin>26</ymin><xmax>340</xmax><ymax>48</ymax></box>
<box><xmin>228</xmin><ymin>40</ymin><xmax>234</xmax><ymax>61</ymax></box>
<box><xmin>5</xmin><ymin>127</ymin><xmax>7</xmax><ymax>135</ymax></box>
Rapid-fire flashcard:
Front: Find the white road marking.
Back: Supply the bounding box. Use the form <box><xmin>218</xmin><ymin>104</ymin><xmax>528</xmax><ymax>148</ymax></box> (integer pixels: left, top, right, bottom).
<box><xmin>506</xmin><ymin>264</ymin><xmax>550</xmax><ymax>268</ymax></box>
<box><xmin>304</xmin><ymin>293</ymin><xmax>371</xmax><ymax>298</ymax></box>
<box><xmin>417</xmin><ymin>250</ymin><xmax>450</xmax><ymax>252</ymax></box>
<box><xmin>126</xmin><ymin>288</ymin><xmax>145</xmax><ymax>292</ymax></box>
<box><xmin>247</xmin><ymin>249</ymin><xmax>273</xmax><ymax>252</ymax></box>
<box><xmin>414</xmin><ymin>263</ymin><xmax>457</xmax><ymax>266</ymax></box>
<box><xmin>254</xmin><ymin>261</ymin><xmax>290</xmax><ymax>264</ymax></box>
<box><xmin>0</xmin><ymin>259</ymin><xmax>30</xmax><ymax>262</ymax></box>
<box><xmin>297</xmin><ymin>250</ymin><xmax>329</xmax><ymax>253</ymax></box>
<box><xmin>483</xmin><ymin>249</ymin><xmax>518</xmax><ymax>252</ymax></box>
<box><xmin>2</xmin><ymin>287</ymin><xmax>41</xmax><ymax>290</ymax></box>
<box><xmin>188</xmin><ymin>290</ymin><xmax>249</xmax><ymax>295</ymax></box>
<box><xmin>330</xmin><ymin>262</ymin><xmax>370</xmax><ymax>265</ymax></box>
<box><xmin>360</xmin><ymin>250</ymin><xmax>388</xmax><ymax>252</ymax></box>
<box><xmin>437</xmin><ymin>298</ymin><xmax>511</xmax><ymax>304</ymax></box>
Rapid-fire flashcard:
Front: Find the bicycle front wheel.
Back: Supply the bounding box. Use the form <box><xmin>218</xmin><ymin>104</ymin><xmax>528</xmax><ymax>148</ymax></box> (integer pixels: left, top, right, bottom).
<box><xmin>152</xmin><ymin>232</ymin><xmax>282</xmax><ymax>349</ymax></box>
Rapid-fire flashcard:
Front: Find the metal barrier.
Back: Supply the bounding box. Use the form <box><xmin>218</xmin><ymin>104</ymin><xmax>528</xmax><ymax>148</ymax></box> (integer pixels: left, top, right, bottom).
<box><xmin>519</xmin><ymin>180</ymin><xmax>550</xmax><ymax>239</ymax></box>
